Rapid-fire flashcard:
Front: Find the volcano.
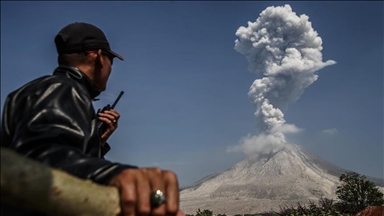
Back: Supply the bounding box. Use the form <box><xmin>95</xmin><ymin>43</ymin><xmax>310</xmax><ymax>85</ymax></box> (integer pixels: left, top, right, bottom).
<box><xmin>179</xmin><ymin>144</ymin><xmax>384</xmax><ymax>215</ymax></box>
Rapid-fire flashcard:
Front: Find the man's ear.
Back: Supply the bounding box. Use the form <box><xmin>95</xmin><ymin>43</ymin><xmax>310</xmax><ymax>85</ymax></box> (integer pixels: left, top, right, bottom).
<box><xmin>95</xmin><ymin>49</ymin><xmax>104</xmax><ymax>69</ymax></box>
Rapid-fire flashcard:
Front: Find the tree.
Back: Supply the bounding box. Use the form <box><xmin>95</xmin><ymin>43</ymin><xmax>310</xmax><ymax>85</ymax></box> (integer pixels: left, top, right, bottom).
<box><xmin>335</xmin><ymin>172</ymin><xmax>384</xmax><ymax>214</ymax></box>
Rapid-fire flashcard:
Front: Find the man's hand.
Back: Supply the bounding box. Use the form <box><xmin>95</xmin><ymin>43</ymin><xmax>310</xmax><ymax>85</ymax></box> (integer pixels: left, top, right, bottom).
<box><xmin>109</xmin><ymin>168</ymin><xmax>185</xmax><ymax>216</ymax></box>
<box><xmin>98</xmin><ymin>109</ymin><xmax>120</xmax><ymax>144</ymax></box>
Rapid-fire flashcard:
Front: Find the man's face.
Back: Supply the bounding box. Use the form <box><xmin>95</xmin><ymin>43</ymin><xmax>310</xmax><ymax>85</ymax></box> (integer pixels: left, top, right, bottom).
<box><xmin>94</xmin><ymin>50</ymin><xmax>114</xmax><ymax>91</ymax></box>
<box><xmin>101</xmin><ymin>51</ymin><xmax>114</xmax><ymax>87</ymax></box>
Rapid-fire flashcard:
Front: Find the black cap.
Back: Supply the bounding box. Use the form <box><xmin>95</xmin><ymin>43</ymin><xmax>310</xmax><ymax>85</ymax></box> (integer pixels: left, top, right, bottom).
<box><xmin>55</xmin><ymin>22</ymin><xmax>124</xmax><ymax>61</ymax></box>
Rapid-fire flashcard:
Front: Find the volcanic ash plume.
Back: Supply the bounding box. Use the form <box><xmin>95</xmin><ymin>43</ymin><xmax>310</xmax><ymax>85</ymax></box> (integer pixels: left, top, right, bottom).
<box><xmin>228</xmin><ymin>4</ymin><xmax>336</xmax><ymax>156</ymax></box>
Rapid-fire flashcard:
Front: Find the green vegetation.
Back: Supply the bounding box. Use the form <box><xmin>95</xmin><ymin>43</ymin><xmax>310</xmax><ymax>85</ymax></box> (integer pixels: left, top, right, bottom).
<box><xmin>335</xmin><ymin>172</ymin><xmax>384</xmax><ymax>214</ymax></box>
<box><xmin>196</xmin><ymin>208</ymin><xmax>214</xmax><ymax>216</ymax></box>
<box><xmin>263</xmin><ymin>198</ymin><xmax>344</xmax><ymax>216</ymax></box>
<box><xmin>189</xmin><ymin>172</ymin><xmax>383</xmax><ymax>216</ymax></box>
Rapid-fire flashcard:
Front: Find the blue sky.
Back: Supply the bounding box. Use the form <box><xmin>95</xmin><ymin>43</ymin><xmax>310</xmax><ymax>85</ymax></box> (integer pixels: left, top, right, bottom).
<box><xmin>1</xmin><ymin>1</ymin><xmax>383</xmax><ymax>187</ymax></box>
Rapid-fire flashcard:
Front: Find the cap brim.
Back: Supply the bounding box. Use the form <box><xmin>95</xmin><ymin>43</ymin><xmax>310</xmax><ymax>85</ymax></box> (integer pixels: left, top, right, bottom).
<box><xmin>106</xmin><ymin>50</ymin><xmax>124</xmax><ymax>61</ymax></box>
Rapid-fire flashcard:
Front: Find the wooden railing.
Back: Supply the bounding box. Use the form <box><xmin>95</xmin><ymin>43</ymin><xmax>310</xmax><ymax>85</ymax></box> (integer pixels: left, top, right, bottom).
<box><xmin>0</xmin><ymin>147</ymin><xmax>121</xmax><ymax>216</ymax></box>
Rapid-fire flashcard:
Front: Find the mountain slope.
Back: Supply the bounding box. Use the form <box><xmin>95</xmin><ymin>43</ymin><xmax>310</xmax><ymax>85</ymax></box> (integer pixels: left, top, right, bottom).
<box><xmin>180</xmin><ymin>144</ymin><xmax>383</xmax><ymax>215</ymax></box>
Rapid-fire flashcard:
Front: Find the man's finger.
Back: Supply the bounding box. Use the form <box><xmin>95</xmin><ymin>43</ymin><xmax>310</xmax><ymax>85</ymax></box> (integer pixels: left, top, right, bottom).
<box><xmin>147</xmin><ymin>168</ymin><xmax>166</xmax><ymax>215</ymax></box>
<box><xmin>136</xmin><ymin>170</ymin><xmax>151</xmax><ymax>216</ymax></box>
<box><xmin>104</xmin><ymin>109</ymin><xmax>120</xmax><ymax>118</ymax></box>
<box><xmin>118</xmin><ymin>171</ymin><xmax>138</xmax><ymax>216</ymax></box>
<box><xmin>163</xmin><ymin>170</ymin><xmax>179</xmax><ymax>215</ymax></box>
<box><xmin>176</xmin><ymin>210</ymin><xmax>186</xmax><ymax>216</ymax></box>
<box><xmin>98</xmin><ymin>117</ymin><xmax>113</xmax><ymax>125</ymax></box>
<box><xmin>98</xmin><ymin>113</ymin><xmax>117</xmax><ymax>121</ymax></box>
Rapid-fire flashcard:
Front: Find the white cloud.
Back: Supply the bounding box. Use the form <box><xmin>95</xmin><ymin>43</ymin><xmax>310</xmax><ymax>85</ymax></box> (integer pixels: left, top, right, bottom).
<box><xmin>152</xmin><ymin>161</ymin><xmax>191</xmax><ymax>166</ymax></box>
<box><xmin>322</xmin><ymin>128</ymin><xmax>338</xmax><ymax>135</ymax></box>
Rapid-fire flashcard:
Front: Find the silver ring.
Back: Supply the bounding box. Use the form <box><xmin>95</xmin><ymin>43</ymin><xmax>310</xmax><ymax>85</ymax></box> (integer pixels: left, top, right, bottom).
<box><xmin>113</xmin><ymin>120</ymin><xmax>117</xmax><ymax>123</ymax></box>
<box><xmin>150</xmin><ymin>190</ymin><xmax>166</xmax><ymax>208</ymax></box>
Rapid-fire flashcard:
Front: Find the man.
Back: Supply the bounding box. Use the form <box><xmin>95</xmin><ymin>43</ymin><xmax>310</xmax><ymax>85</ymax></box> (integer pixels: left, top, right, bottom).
<box><xmin>1</xmin><ymin>22</ymin><xmax>184</xmax><ymax>216</ymax></box>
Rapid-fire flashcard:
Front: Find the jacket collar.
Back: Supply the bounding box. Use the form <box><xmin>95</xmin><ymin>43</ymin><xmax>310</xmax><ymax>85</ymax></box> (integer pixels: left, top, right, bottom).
<box><xmin>53</xmin><ymin>66</ymin><xmax>101</xmax><ymax>99</ymax></box>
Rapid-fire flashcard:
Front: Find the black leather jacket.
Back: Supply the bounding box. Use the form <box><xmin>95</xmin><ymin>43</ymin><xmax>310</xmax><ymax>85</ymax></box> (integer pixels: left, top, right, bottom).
<box><xmin>1</xmin><ymin>66</ymin><xmax>136</xmax><ymax>185</ymax></box>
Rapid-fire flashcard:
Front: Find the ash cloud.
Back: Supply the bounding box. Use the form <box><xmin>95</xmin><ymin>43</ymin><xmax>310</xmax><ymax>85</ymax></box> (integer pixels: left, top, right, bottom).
<box><xmin>228</xmin><ymin>4</ymin><xmax>336</xmax><ymax>156</ymax></box>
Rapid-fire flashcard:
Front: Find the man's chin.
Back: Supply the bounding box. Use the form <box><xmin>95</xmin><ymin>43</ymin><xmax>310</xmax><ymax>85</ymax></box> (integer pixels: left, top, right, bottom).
<box><xmin>96</xmin><ymin>83</ymin><xmax>107</xmax><ymax>91</ymax></box>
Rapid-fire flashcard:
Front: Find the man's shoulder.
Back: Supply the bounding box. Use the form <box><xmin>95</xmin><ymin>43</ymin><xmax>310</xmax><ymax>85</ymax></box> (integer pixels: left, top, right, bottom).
<box><xmin>8</xmin><ymin>74</ymin><xmax>83</xmax><ymax>98</ymax></box>
<box><xmin>28</xmin><ymin>73</ymin><xmax>78</xmax><ymax>87</ymax></box>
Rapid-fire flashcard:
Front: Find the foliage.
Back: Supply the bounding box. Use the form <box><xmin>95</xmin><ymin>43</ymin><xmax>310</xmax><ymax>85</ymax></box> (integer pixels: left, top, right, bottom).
<box><xmin>261</xmin><ymin>197</ymin><xmax>346</xmax><ymax>216</ymax></box>
<box><xmin>196</xmin><ymin>208</ymin><xmax>213</xmax><ymax>216</ymax></box>
<box><xmin>193</xmin><ymin>209</ymin><xmax>262</xmax><ymax>216</ymax></box>
<box><xmin>335</xmin><ymin>172</ymin><xmax>384</xmax><ymax>214</ymax></box>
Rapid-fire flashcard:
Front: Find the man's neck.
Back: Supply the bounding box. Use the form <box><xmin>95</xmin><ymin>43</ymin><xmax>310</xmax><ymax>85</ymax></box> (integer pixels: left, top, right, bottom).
<box><xmin>76</xmin><ymin>65</ymin><xmax>95</xmax><ymax>81</ymax></box>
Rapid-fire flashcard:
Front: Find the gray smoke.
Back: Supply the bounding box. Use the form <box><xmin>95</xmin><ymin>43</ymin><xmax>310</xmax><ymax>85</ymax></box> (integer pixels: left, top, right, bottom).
<box><xmin>227</xmin><ymin>4</ymin><xmax>336</xmax><ymax>156</ymax></box>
